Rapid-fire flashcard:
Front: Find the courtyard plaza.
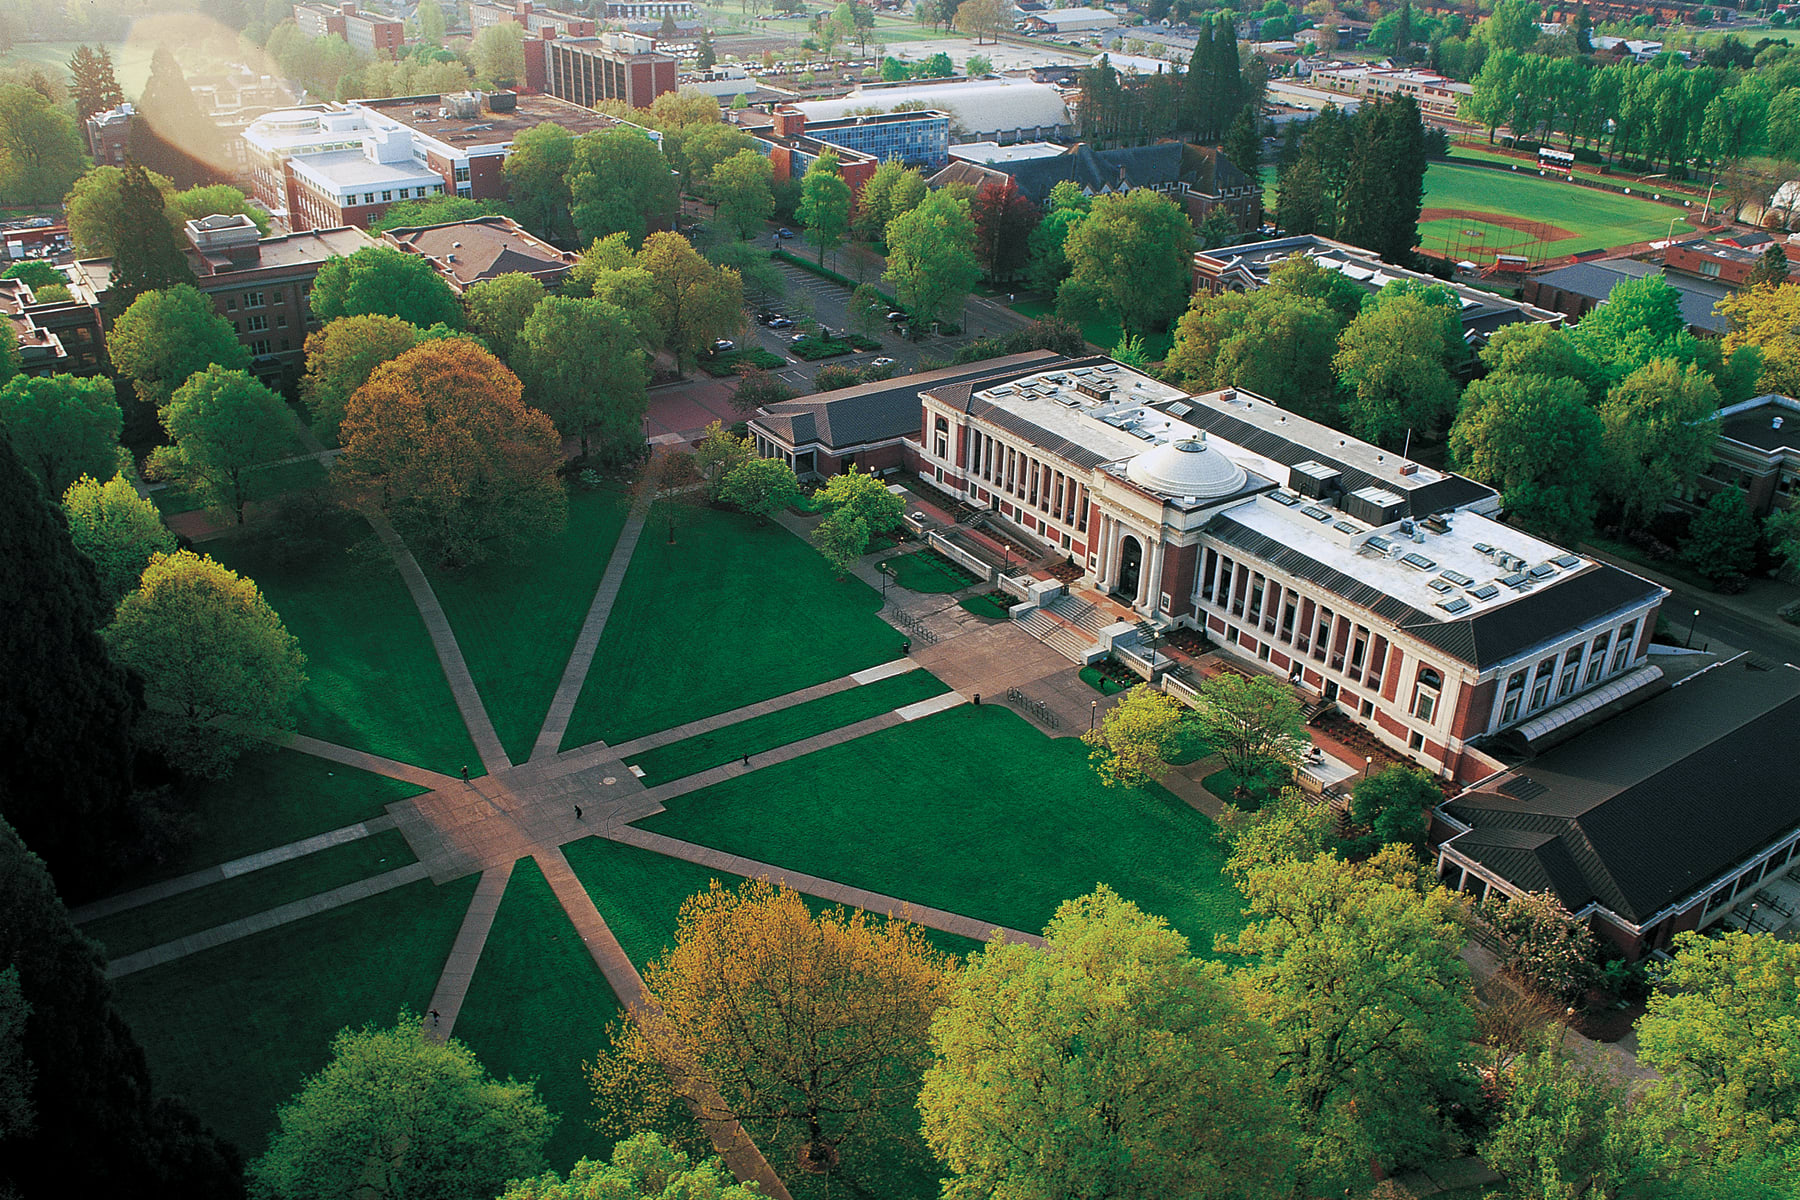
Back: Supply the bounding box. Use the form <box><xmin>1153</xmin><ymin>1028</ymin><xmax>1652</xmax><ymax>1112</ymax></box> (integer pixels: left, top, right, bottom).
<box><xmin>79</xmin><ymin>432</ymin><xmax>1261</xmax><ymax>1197</ymax></box>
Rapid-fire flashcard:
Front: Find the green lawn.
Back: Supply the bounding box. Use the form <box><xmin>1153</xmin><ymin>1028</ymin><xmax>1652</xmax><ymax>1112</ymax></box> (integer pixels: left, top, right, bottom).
<box><xmin>119</xmin><ymin>750</ymin><xmax>425</xmax><ymax>889</ymax></box>
<box><xmin>150</xmin><ymin>456</ymin><xmax>324</xmax><ymax>517</ymax></box>
<box><xmin>426</xmin><ymin>486</ymin><xmax>632</xmax><ymax>763</ymax></box>
<box><xmin>207</xmin><ymin>516</ymin><xmax>481</xmax><ymax>777</ymax></box>
<box><xmin>111</xmin><ymin>874</ymin><xmax>479</xmax><ymax>1161</ymax></box>
<box><xmin>82</xmin><ymin>830</ymin><xmax>416</xmax><ymax>959</ymax></box>
<box><xmin>884</xmin><ymin>550</ymin><xmax>977</xmax><ymax>593</ymax></box>
<box><xmin>625</xmin><ymin>669</ymin><xmax>949</xmax><ymax>785</ymax></box>
<box><xmin>1419</xmin><ymin>160</ymin><xmax>1697</xmax><ymax>261</ymax></box>
<box><xmin>559</xmin><ymin>504</ymin><xmax>902</xmax><ymax>749</ymax></box>
<box><xmin>0</xmin><ymin>40</ymin><xmax>158</xmax><ymax>96</ymax></box>
<box><xmin>1008</xmin><ymin>297</ymin><xmax>1174</xmax><ymax>361</ymax></box>
<box><xmin>639</xmin><ymin>704</ymin><xmax>1245</xmax><ymax>949</ymax></box>
<box><xmin>452</xmin><ymin>858</ymin><xmax>623</xmax><ymax>1173</ymax></box>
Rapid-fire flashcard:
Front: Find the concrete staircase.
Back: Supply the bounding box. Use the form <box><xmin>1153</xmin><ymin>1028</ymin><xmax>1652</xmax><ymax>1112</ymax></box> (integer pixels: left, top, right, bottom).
<box><xmin>1015</xmin><ymin>608</ymin><xmax>1093</xmax><ymax>663</ymax></box>
<box><xmin>1047</xmin><ymin>594</ymin><xmax>1107</xmax><ymax>635</ymax></box>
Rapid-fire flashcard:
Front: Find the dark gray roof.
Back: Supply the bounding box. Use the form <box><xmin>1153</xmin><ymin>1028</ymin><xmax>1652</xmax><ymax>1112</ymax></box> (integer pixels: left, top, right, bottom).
<box><xmin>1719</xmin><ymin>396</ymin><xmax>1800</xmax><ymax>454</ymax></box>
<box><xmin>1532</xmin><ymin>259</ymin><xmax>1728</xmax><ymax>333</ymax></box>
<box><xmin>752</xmin><ymin>352</ymin><xmax>1061</xmax><ymax>450</ymax></box>
<box><xmin>1444</xmin><ymin>658</ymin><xmax>1800</xmax><ymax>924</ymax></box>
<box><xmin>1175</xmin><ymin>403</ymin><xmax>1495</xmax><ymax>517</ymax></box>
<box><xmin>931</xmin><ymin>142</ymin><xmax>1184</xmax><ymax>205</ymax></box>
<box><xmin>1205</xmin><ymin>513</ymin><xmax>1662</xmax><ymax>670</ymax></box>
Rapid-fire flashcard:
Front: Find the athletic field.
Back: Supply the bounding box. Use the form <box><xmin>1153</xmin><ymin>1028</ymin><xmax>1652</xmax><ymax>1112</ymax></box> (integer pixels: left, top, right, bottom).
<box><xmin>1419</xmin><ymin>159</ymin><xmax>1699</xmax><ymax>265</ymax></box>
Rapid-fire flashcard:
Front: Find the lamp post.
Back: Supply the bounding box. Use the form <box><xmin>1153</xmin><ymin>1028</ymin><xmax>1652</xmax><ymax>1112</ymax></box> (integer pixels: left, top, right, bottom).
<box><xmin>1090</xmin><ymin>699</ymin><xmax>1098</xmax><ymax>731</ymax></box>
<box><xmin>1686</xmin><ymin>607</ymin><xmax>1701</xmax><ymax>649</ymax></box>
<box><xmin>1364</xmin><ymin>755</ymin><xmax>1373</xmax><ymax>781</ymax></box>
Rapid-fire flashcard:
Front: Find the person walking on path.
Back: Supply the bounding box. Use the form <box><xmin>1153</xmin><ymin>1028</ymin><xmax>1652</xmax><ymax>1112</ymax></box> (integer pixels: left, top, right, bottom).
<box><xmin>460</xmin><ymin>765</ymin><xmax>469</xmax><ymax>782</ymax></box>
<box><xmin>742</xmin><ymin>752</ymin><xmax>750</xmax><ymax>765</ymax></box>
<box><xmin>429</xmin><ymin>1009</ymin><xmax>440</xmax><ymax>1028</ymax></box>
<box><xmin>574</xmin><ymin>804</ymin><xmax>583</xmax><ymax>820</ymax></box>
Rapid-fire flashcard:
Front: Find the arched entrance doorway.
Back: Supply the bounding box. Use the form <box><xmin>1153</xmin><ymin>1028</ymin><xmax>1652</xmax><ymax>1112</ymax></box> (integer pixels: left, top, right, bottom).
<box><xmin>1116</xmin><ymin>534</ymin><xmax>1143</xmax><ymax>603</ymax></box>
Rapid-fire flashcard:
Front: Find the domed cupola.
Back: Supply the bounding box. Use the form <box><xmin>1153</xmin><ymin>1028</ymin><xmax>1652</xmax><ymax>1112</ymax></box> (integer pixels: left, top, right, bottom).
<box><xmin>1123</xmin><ymin>434</ymin><xmax>1247</xmax><ymax>499</ymax></box>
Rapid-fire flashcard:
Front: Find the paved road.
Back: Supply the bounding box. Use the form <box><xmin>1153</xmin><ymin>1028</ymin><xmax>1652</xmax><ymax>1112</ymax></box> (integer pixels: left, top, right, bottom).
<box><xmin>1582</xmin><ymin>544</ymin><xmax>1800</xmax><ymax>665</ymax></box>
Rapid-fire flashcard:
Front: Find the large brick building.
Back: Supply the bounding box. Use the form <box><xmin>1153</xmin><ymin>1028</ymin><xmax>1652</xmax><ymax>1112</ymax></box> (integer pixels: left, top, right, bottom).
<box><xmin>242</xmin><ymin>93</ymin><xmax>649</xmax><ymax>232</ymax></box>
<box><xmin>529</xmin><ymin>32</ymin><xmax>679</xmax><ymax>109</ymax></box>
<box><xmin>468</xmin><ymin>0</ymin><xmax>597</xmax><ymax>39</ymax></box>
<box><xmin>292</xmin><ymin>1</ymin><xmax>406</xmax><ymax>57</ymax></box>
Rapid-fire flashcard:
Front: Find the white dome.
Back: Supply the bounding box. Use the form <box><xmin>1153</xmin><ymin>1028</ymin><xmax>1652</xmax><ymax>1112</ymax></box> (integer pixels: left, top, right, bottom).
<box><xmin>1125</xmin><ymin>435</ymin><xmax>1247</xmax><ymax>499</ymax></box>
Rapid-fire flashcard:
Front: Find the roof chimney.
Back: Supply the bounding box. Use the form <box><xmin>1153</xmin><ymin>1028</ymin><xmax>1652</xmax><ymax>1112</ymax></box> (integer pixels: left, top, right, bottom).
<box><xmin>1776</xmin><ymin>416</ymin><xmax>1785</xmax><ymax>430</ymax></box>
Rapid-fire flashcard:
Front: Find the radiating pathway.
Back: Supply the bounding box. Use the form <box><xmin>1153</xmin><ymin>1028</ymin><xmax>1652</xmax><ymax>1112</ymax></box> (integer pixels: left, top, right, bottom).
<box><xmin>280</xmin><ymin>732</ymin><xmax>463</xmax><ymax>789</ymax></box>
<box><xmin>530</xmin><ymin>495</ymin><xmax>653</xmax><ymax>761</ymax></box>
<box><xmin>423</xmin><ymin>862</ymin><xmax>514</xmax><ymax>1041</ymax></box>
<box><xmin>606</xmin><ymin>827</ymin><xmax>1042</xmax><ymax>948</ymax></box>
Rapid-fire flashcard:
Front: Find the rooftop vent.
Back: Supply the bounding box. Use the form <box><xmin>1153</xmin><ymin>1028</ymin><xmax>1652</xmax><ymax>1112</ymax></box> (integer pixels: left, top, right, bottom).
<box><xmin>1552</xmin><ymin>553</ymin><xmax>1581</xmax><ymax>569</ymax></box>
<box><xmin>1440</xmin><ymin>570</ymin><xmax>1475</xmax><ymax>587</ymax></box>
<box><xmin>1301</xmin><ymin>505</ymin><xmax>1334</xmax><ymax>522</ymax></box>
<box><xmin>1401</xmin><ymin>552</ymin><xmax>1438</xmax><ymax>571</ymax></box>
<box><xmin>1437</xmin><ymin>597</ymin><xmax>1472</xmax><ymax>615</ymax></box>
<box><xmin>1468</xmin><ymin>583</ymin><xmax>1500</xmax><ymax>601</ymax></box>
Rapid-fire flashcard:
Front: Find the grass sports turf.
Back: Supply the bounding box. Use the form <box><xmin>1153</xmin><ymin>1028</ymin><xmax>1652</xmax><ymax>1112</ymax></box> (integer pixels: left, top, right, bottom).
<box><xmin>111</xmin><ymin>874</ymin><xmax>479</xmax><ymax>1160</ymax></box>
<box><xmin>639</xmin><ymin>704</ymin><xmax>1244</xmax><ymax>949</ymax></box>
<box><xmin>1419</xmin><ymin>159</ymin><xmax>1697</xmax><ymax>259</ymax></box>
<box><xmin>624</xmin><ymin>669</ymin><xmax>949</xmax><ymax>784</ymax></box>
<box><xmin>81</xmin><ymin>830</ymin><xmax>417</xmax><ymax>959</ymax></box>
<box><xmin>427</xmin><ymin>485</ymin><xmax>631</xmax><ymax>763</ymax></box>
<box><xmin>451</xmin><ymin>858</ymin><xmax>622</xmax><ymax>1172</ymax></box>
<box><xmin>208</xmin><ymin>517</ymin><xmax>480</xmax><ymax>776</ymax></box>
<box><xmin>561</xmin><ymin>504</ymin><xmax>901</xmax><ymax>748</ymax></box>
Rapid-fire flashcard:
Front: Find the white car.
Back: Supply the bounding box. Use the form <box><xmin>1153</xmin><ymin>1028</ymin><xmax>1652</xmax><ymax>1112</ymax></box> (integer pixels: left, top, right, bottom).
<box><xmin>869</xmin><ymin>356</ymin><xmax>896</xmax><ymax>368</ymax></box>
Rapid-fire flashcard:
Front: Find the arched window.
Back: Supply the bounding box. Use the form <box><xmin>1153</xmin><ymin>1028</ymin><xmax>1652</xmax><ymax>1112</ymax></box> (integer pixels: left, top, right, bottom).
<box><xmin>1412</xmin><ymin>667</ymin><xmax>1443</xmax><ymax>724</ymax></box>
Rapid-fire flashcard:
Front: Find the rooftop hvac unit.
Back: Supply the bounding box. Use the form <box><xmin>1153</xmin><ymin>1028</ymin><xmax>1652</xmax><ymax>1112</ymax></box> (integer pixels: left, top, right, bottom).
<box><xmin>1289</xmin><ymin>459</ymin><xmax>1341</xmax><ymax>500</ymax></box>
<box><xmin>1343</xmin><ymin>485</ymin><xmax>1405</xmax><ymax>527</ymax></box>
<box><xmin>487</xmin><ymin>90</ymin><xmax>518</xmax><ymax>112</ymax></box>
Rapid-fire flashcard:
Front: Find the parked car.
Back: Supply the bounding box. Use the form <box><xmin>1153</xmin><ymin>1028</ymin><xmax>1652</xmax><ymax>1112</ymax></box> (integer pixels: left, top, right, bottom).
<box><xmin>711</xmin><ymin>339</ymin><xmax>735</xmax><ymax>354</ymax></box>
<box><xmin>869</xmin><ymin>356</ymin><xmax>896</xmax><ymax>368</ymax></box>
<box><xmin>775</xmin><ymin>227</ymin><xmax>796</xmax><ymax>239</ymax></box>
<box><xmin>789</xmin><ymin>332</ymin><xmax>810</xmax><ymax>345</ymax></box>
<box><xmin>767</xmin><ymin>315</ymin><xmax>794</xmax><ymax>328</ymax></box>
<box><xmin>886</xmin><ymin>310</ymin><xmax>907</xmax><ymax>323</ymax></box>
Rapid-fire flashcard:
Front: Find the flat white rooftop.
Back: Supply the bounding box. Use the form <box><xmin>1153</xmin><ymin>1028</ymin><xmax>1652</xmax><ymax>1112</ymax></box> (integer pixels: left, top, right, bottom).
<box><xmin>290</xmin><ymin>149</ymin><xmax>442</xmax><ymax>195</ymax></box>
<box><xmin>973</xmin><ymin>362</ymin><xmax>1194</xmax><ymax>464</ymax></box>
<box><xmin>1222</xmin><ymin>491</ymin><xmax>1590</xmax><ymax>621</ymax></box>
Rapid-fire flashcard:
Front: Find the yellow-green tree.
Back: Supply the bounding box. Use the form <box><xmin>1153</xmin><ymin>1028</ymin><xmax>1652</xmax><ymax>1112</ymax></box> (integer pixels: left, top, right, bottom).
<box><xmin>636</xmin><ymin>232</ymin><xmax>744</xmax><ymax>371</ymax></box>
<box><xmin>300</xmin><ymin>314</ymin><xmax>423</xmax><ymax>444</ymax></box>
<box><xmin>1721</xmin><ymin>282</ymin><xmax>1800</xmax><ymax>397</ymax></box>
<box><xmin>104</xmin><ymin>550</ymin><xmax>306</xmax><ymax>776</ymax></box>
<box><xmin>61</xmin><ymin>472</ymin><xmax>176</xmax><ymax>606</ymax></box>
<box><xmin>921</xmin><ymin>886</ymin><xmax>1294</xmax><ymax>1200</ymax></box>
<box><xmin>797</xmin><ymin>151</ymin><xmax>853</xmax><ymax>266</ymax></box>
<box><xmin>587</xmin><ymin>878</ymin><xmax>951</xmax><ymax>1183</ymax></box>
<box><xmin>147</xmin><ymin>365</ymin><xmax>294</xmax><ymax>525</ymax></box>
<box><xmin>1081</xmin><ymin>682</ymin><xmax>1185</xmax><ymax>788</ymax></box>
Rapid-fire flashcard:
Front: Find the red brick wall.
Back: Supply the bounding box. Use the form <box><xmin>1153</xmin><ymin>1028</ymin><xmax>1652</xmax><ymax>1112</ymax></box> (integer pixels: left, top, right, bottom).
<box><xmin>469</xmin><ymin>153</ymin><xmax>507</xmax><ymax>200</ymax></box>
<box><xmin>1381</xmin><ymin>644</ymin><xmax>1404</xmax><ymax>702</ymax></box>
<box><xmin>1449</xmin><ymin>677</ymin><xmax>1495</xmax><ymax>742</ymax></box>
<box><xmin>1161</xmin><ymin>542</ymin><xmax>1198</xmax><ymax>618</ymax></box>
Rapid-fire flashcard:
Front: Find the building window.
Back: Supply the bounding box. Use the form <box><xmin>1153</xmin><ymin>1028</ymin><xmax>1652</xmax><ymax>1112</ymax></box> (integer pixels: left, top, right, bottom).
<box><xmin>276</xmin><ymin>314</ymin><xmax>287</xmax><ymax>328</ymax></box>
<box><xmin>244</xmin><ymin>291</ymin><xmax>264</xmax><ymax>309</ymax></box>
<box><xmin>381</xmin><ymin>190</ymin><xmax>392</xmax><ymax>202</ymax></box>
<box><xmin>274</xmin><ymin>290</ymin><xmax>285</xmax><ymax>304</ymax></box>
<box><xmin>1557</xmin><ymin>645</ymin><xmax>1582</xmax><ymax>699</ymax></box>
<box><xmin>1612</xmin><ymin>621</ymin><xmax>1638</xmax><ymax>673</ymax></box>
<box><xmin>1500</xmin><ymin>670</ymin><xmax>1526</xmax><ymax>724</ymax></box>
<box><xmin>454</xmin><ymin>166</ymin><xmax>470</xmax><ymax>183</ymax></box>
<box><xmin>251</xmin><ymin>339</ymin><xmax>271</xmax><ymax>355</ymax></box>
<box><xmin>1530</xmin><ymin>656</ymin><xmax>1556</xmax><ymax>711</ymax></box>
<box><xmin>246</xmin><ymin>314</ymin><xmax>267</xmax><ymax>332</ymax></box>
<box><xmin>1411</xmin><ymin>667</ymin><xmax>1441</xmax><ymax>724</ymax></box>
<box><xmin>1585</xmin><ymin>632</ymin><xmax>1610</xmax><ymax>685</ymax></box>
<box><xmin>279</xmin><ymin>337</ymin><xmax>289</xmax><ymax>351</ymax></box>
<box><xmin>226</xmin><ymin>296</ymin><xmax>237</xmax><ymax>311</ymax></box>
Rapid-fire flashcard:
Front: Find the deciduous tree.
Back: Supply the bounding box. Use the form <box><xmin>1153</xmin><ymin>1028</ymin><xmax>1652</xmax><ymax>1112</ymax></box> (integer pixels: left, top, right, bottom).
<box><xmin>147</xmin><ymin>366</ymin><xmax>293</xmax><ymax>525</ymax></box>
<box><xmin>462</xmin><ymin>271</ymin><xmax>546</xmax><ymax>365</ymax></box>
<box><xmin>815</xmin><ymin>464</ymin><xmax>903</xmax><ymax>534</ymax></box>
<box><xmin>104</xmin><ymin>549</ymin><xmax>306</xmax><ymax>776</ymax></box>
<box><xmin>310</xmin><ymin>245</ymin><xmax>462</xmax><ymax>330</ymax></box>
<box><xmin>1721</xmin><ymin>283</ymin><xmax>1800</xmax><ymax>398</ymax></box>
<box><xmin>637</xmin><ymin>232</ymin><xmax>743</xmax><ymax>371</ymax></box>
<box><xmin>1480</xmin><ymin>1047</ymin><xmax>1651</xmax><ymax>1200</ymax></box>
<box><xmin>1479</xmin><ymin>890</ymin><xmax>1596</xmax><ymax>1005</ymax></box>
<box><xmin>108</xmin><ymin>283</ymin><xmax>249</xmax><ymax>410</ymax></box>
<box><xmin>1636</xmin><ymin>931</ymin><xmax>1800</xmax><ymax>1163</ymax></box>
<box><xmin>165</xmin><ymin>182</ymin><xmax>270</xmax><ymax>234</ymax></box>
<box><xmin>0</xmin><ymin>84</ymin><xmax>86</xmax><ymax>205</ymax></box>
<box><xmin>730</xmin><ymin>366</ymin><xmax>793</xmax><ymax>414</ymax></box>
<box><xmin>885</xmin><ymin>188</ymin><xmax>980</xmax><ymax>326</ymax></box>
<box><xmin>813</xmin><ymin>508</ymin><xmax>868</xmax><ymax>577</ymax></box>
<box><xmin>501</xmin><ymin>1132</ymin><xmax>760</xmax><ymax>1200</ymax></box>
<box><xmin>709</xmin><ymin>148</ymin><xmax>775</xmax><ymax>240</ymax></box>
<box><xmin>1224</xmin><ymin>850</ymin><xmax>1477</xmax><ymax>1192</ymax></box>
<box><xmin>469</xmin><ymin>22</ymin><xmax>527</xmax><ymax>87</ymax></box>
<box><xmin>1334</xmin><ymin>293</ymin><xmax>1462</xmax><ymax>445</ymax></box>
<box><xmin>516</xmin><ymin>295</ymin><xmax>647</xmax><ymax>457</ymax></box>
<box><xmin>1165</xmin><ymin>288</ymin><xmax>1342</xmax><ymax>421</ymax></box>
<box><xmin>61</xmin><ymin>472</ymin><xmax>177</xmax><ymax>606</ymax></box>
<box><xmin>921</xmin><ymin>886</ymin><xmax>1293</xmax><ymax>1200</ymax></box>
<box><xmin>503</xmin><ymin>122</ymin><xmax>576</xmax><ymax>244</ymax></box>
<box><xmin>334</xmin><ymin>339</ymin><xmax>566</xmax><ymax>566</ymax></box>
<box><xmin>1348</xmin><ymin>764</ymin><xmax>1435</xmax><ymax>853</ymax></box>
<box><xmin>589</xmin><ymin>879</ymin><xmax>950</xmax><ymax>1180</ymax></box>
<box><xmin>1190</xmin><ymin>672</ymin><xmax>1306</xmax><ymax>783</ymax></box>
<box><xmin>1080</xmin><ymin>682</ymin><xmax>1186</xmax><ymax>788</ymax></box>
<box><xmin>0</xmin><ymin>373</ymin><xmax>122</xmax><ymax>497</ymax></box>
<box><xmin>797</xmin><ymin>151</ymin><xmax>853</xmax><ymax>266</ymax></box>
<box><xmin>64</xmin><ymin>164</ymin><xmax>175</xmax><ymax>255</ymax></box>
<box><xmin>300</xmin><ymin>314</ymin><xmax>422</xmax><ymax>443</ymax></box>
<box><xmin>252</xmin><ymin>1014</ymin><xmax>552</xmax><ymax>1200</ymax></box>
<box><xmin>693</xmin><ymin>420</ymin><xmax>753</xmax><ymax>499</ymax></box>
<box><xmin>719</xmin><ymin>456</ymin><xmax>801</xmax><ymax>523</ymax></box>
<box><xmin>569</xmin><ymin>128</ymin><xmax>679</xmax><ymax>247</ymax></box>
<box><xmin>1598</xmin><ymin>358</ymin><xmax>1719</xmax><ymax>528</ymax></box>
<box><xmin>971</xmin><ymin>177</ymin><xmax>1039</xmax><ymax>283</ymax></box>
<box><xmin>1058</xmin><ymin>188</ymin><xmax>1194</xmax><ymax>337</ymax></box>
<box><xmin>1450</xmin><ymin>371</ymin><xmax>1603</xmax><ymax>543</ymax></box>
<box><xmin>1681</xmin><ymin>485</ymin><xmax>1759</xmax><ymax>585</ymax></box>
<box><xmin>367</xmin><ymin>193</ymin><xmax>503</xmax><ymax>234</ymax></box>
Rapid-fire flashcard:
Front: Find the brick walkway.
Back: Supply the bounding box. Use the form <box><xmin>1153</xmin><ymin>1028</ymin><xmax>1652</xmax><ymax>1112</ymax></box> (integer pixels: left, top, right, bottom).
<box><xmin>607</xmin><ymin>827</ymin><xmax>1043</xmax><ymax>948</ymax></box>
<box><xmin>531</xmin><ymin>496</ymin><xmax>652</xmax><ymax>761</ymax></box>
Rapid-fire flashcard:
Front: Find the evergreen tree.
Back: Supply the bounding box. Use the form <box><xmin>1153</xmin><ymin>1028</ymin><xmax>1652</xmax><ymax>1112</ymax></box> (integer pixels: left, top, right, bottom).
<box><xmin>0</xmin><ymin>816</ymin><xmax>244</xmax><ymax>1199</ymax></box>
<box><xmin>1394</xmin><ymin>0</ymin><xmax>1414</xmax><ymax>63</ymax></box>
<box><xmin>129</xmin><ymin>48</ymin><xmax>224</xmax><ymax>188</ymax></box>
<box><xmin>1338</xmin><ymin>96</ymin><xmax>1428</xmax><ymax>264</ymax></box>
<box><xmin>101</xmin><ymin>164</ymin><xmax>196</xmax><ymax>319</ymax></box>
<box><xmin>1574</xmin><ymin>1</ymin><xmax>1594</xmax><ymax>54</ymax></box>
<box><xmin>1746</xmin><ymin>243</ymin><xmax>1791</xmax><ymax>289</ymax></box>
<box><xmin>67</xmin><ymin>45</ymin><xmax>116</xmax><ymax>120</ymax></box>
<box><xmin>0</xmin><ymin>433</ymin><xmax>140</xmax><ymax>899</ymax></box>
<box><xmin>1224</xmin><ymin>104</ymin><xmax>1261</xmax><ymax>178</ymax></box>
<box><xmin>1183</xmin><ymin>15</ymin><xmax>1244</xmax><ymax>142</ymax></box>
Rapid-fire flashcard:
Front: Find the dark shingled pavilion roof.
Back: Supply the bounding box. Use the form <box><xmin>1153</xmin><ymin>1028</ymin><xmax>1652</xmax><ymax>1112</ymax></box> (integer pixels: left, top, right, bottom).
<box><xmin>1444</xmin><ymin>657</ymin><xmax>1800</xmax><ymax>924</ymax></box>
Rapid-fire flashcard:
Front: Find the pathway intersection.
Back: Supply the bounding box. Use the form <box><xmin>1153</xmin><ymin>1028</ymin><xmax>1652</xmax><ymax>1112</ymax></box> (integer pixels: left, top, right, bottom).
<box><xmin>79</xmin><ymin>476</ymin><xmax>1081</xmax><ymax>1196</ymax></box>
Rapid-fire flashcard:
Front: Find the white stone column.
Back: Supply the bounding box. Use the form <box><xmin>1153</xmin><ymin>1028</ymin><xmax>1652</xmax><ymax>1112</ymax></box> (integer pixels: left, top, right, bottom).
<box><xmin>1140</xmin><ymin>534</ymin><xmax>1164</xmax><ymax>613</ymax></box>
